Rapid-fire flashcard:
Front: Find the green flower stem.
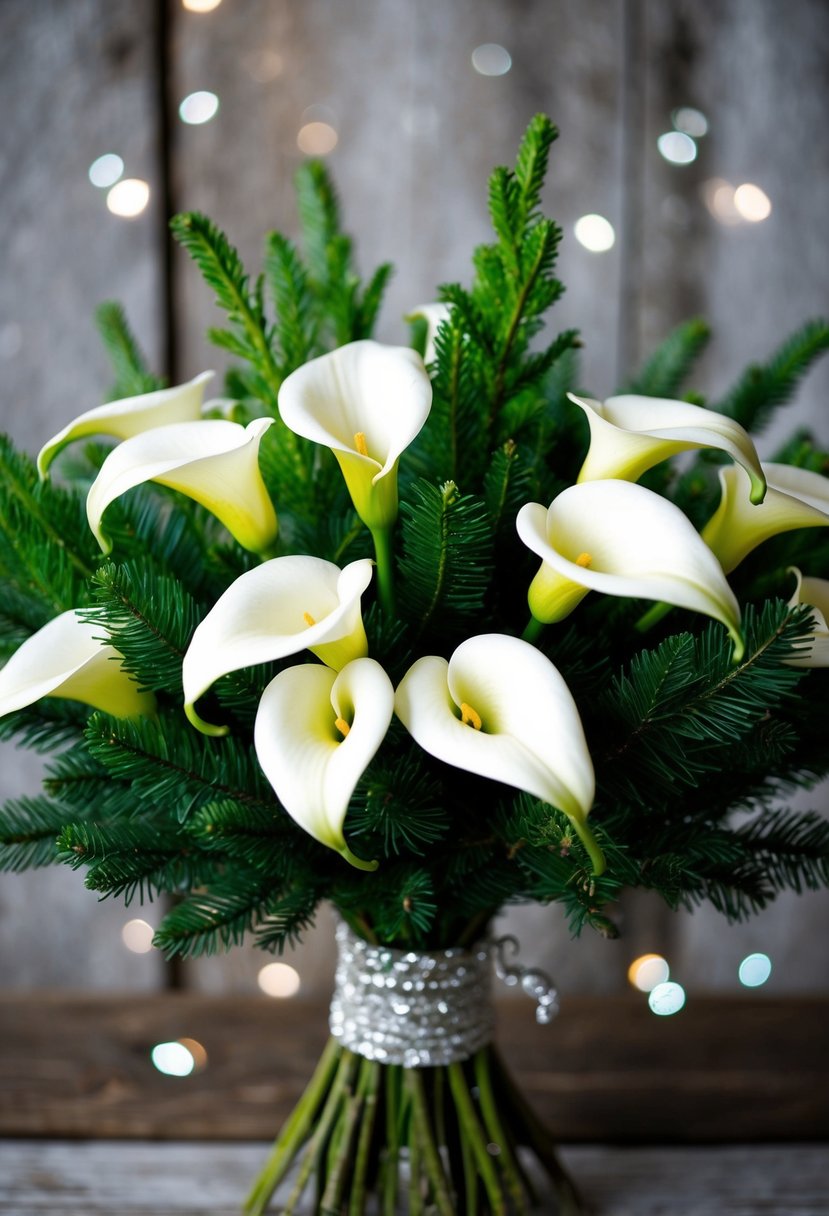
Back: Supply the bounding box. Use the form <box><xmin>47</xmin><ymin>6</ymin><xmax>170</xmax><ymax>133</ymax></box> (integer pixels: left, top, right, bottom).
<box><xmin>474</xmin><ymin>1049</ymin><xmax>530</xmax><ymax>1215</ymax></box>
<box><xmin>370</xmin><ymin>525</ymin><xmax>396</xmax><ymax>618</ymax></box>
<box><xmin>282</xmin><ymin>1049</ymin><xmax>358</xmax><ymax>1216</ymax></box>
<box><xmin>348</xmin><ymin>1059</ymin><xmax>380</xmax><ymax>1216</ymax></box>
<box><xmin>570</xmin><ymin>817</ymin><xmax>607</xmax><ymax>877</ymax></box>
<box><xmin>382</xmin><ymin>1064</ymin><xmax>403</xmax><ymax>1215</ymax></box>
<box><xmin>408</xmin><ymin>1069</ymin><xmax>455</xmax><ymax>1216</ymax></box>
<box><xmin>408</xmin><ymin>1105</ymin><xmax>425</xmax><ymax>1215</ymax></box>
<box><xmin>321</xmin><ymin>1083</ymin><xmax>363</xmax><ymax>1215</ymax></box>
<box><xmin>449</xmin><ymin>1061</ymin><xmax>508</xmax><ymax>1216</ymax></box>
<box><xmin>243</xmin><ymin>1034</ymin><xmax>340</xmax><ymax>1215</ymax></box>
<box><xmin>521</xmin><ymin>615</ymin><xmax>546</xmax><ymax>644</ymax></box>
<box><xmin>635</xmin><ymin>600</ymin><xmax>672</xmax><ymax>633</ymax></box>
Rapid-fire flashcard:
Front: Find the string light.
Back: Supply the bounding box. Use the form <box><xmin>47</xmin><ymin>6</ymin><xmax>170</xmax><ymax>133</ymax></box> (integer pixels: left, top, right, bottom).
<box><xmin>151</xmin><ymin>1041</ymin><xmax>196</xmax><ymax>1076</ymax></box>
<box><xmin>88</xmin><ymin>153</ymin><xmax>124</xmax><ymax>189</ymax></box>
<box><xmin>471</xmin><ymin>44</ymin><xmax>512</xmax><ymax>76</ymax></box>
<box><xmin>738</xmin><ymin>952</ymin><xmax>772</xmax><ymax>987</ymax></box>
<box><xmin>648</xmin><ymin>981</ymin><xmax>686</xmax><ymax>1016</ymax></box>
<box><xmin>297</xmin><ymin>122</ymin><xmax>338</xmax><ymax>156</ymax></box>
<box><xmin>106</xmin><ymin>179</ymin><xmax>150</xmax><ymax>218</ymax></box>
<box><xmin>657</xmin><ymin>131</ymin><xmax>697</xmax><ymax>165</ymax></box>
<box><xmin>627</xmin><ymin>954</ymin><xmax>670</xmax><ymax>992</ymax></box>
<box><xmin>179</xmin><ymin>91</ymin><xmax>220</xmax><ymax>125</ymax></box>
<box><xmin>121</xmin><ymin>918</ymin><xmax>154</xmax><ymax>953</ymax></box>
<box><xmin>573</xmin><ymin>214</ymin><xmax>615</xmax><ymax>253</ymax></box>
<box><xmin>258</xmin><ymin>962</ymin><xmax>301</xmax><ymax>997</ymax></box>
<box><xmin>671</xmin><ymin>107</ymin><xmax>708</xmax><ymax>138</ymax></box>
<box><xmin>182</xmin><ymin>0</ymin><xmax>223</xmax><ymax>11</ymax></box>
<box><xmin>733</xmin><ymin>183</ymin><xmax>772</xmax><ymax>223</ymax></box>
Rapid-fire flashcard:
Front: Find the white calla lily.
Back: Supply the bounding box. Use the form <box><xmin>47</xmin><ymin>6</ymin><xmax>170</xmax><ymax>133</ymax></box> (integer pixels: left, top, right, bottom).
<box><xmin>395</xmin><ymin>634</ymin><xmax>602</xmax><ymax>872</ymax></box>
<box><xmin>255</xmin><ymin>657</ymin><xmax>393</xmax><ymax>870</ymax></box>
<box><xmin>701</xmin><ymin>462</ymin><xmax>829</xmax><ymax>573</ymax></box>
<box><xmin>406</xmin><ymin>303</ymin><xmax>452</xmax><ymax>365</ymax></box>
<box><xmin>87</xmin><ymin>417</ymin><xmax>278</xmax><ymax>556</ymax></box>
<box><xmin>516</xmin><ymin>479</ymin><xmax>744</xmax><ymax>659</ymax></box>
<box><xmin>278</xmin><ymin>340</ymin><xmax>432</xmax><ymax>531</ymax></box>
<box><xmin>0</xmin><ymin>610</ymin><xmax>155</xmax><ymax>719</ymax></box>
<box><xmin>785</xmin><ymin>567</ymin><xmax>829</xmax><ymax>667</ymax></box>
<box><xmin>183</xmin><ymin>556</ymin><xmax>373</xmax><ymax>735</ymax></box>
<box><xmin>569</xmin><ymin>392</ymin><xmax>766</xmax><ymax>503</ymax></box>
<box><xmin>37</xmin><ymin>371</ymin><xmax>215</xmax><ymax>479</ymax></box>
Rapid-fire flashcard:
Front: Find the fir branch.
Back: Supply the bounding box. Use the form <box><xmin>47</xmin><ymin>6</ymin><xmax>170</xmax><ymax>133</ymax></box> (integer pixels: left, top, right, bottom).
<box><xmin>264</xmin><ymin>231</ymin><xmax>319</xmax><ymax>373</ymax></box>
<box><xmin>295</xmin><ymin>159</ymin><xmax>342</xmax><ymax>288</ymax></box>
<box><xmin>153</xmin><ymin>866</ymin><xmax>278</xmax><ymax>957</ymax></box>
<box><xmin>354</xmin><ymin>262</ymin><xmax>393</xmax><ymax>338</ymax></box>
<box><xmin>714</xmin><ymin>319</ymin><xmax>829</xmax><ymax>434</ymax></box>
<box><xmin>620</xmin><ymin>318</ymin><xmax>711</xmax><ymax>398</ymax></box>
<box><xmin>58</xmin><ymin>820</ymin><xmax>193</xmax><ymax>904</ymax></box>
<box><xmin>253</xmin><ymin>886</ymin><xmax>322</xmax><ymax>954</ymax></box>
<box><xmin>0</xmin><ymin>795</ymin><xmax>73</xmax><ymax>871</ymax></box>
<box><xmin>94</xmin><ymin>301</ymin><xmax>163</xmax><ymax>400</ymax></box>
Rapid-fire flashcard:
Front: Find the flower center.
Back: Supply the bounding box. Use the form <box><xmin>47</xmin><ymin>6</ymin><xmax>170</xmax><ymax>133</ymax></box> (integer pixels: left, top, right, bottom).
<box><xmin>575</xmin><ymin>552</ymin><xmax>592</xmax><ymax>568</ymax></box>
<box><xmin>353</xmin><ymin>432</ymin><xmax>369</xmax><ymax>457</ymax></box>
<box><xmin>303</xmin><ymin>612</ymin><xmax>317</xmax><ymax>627</ymax></box>
<box><xmin>460</xmin><ymin>701</ymin><xmax>482</xmax><ymax>730</ymax></box>
<box><xmin>335</xmin><ymin>716</ymin><xmax>351</xmax><ymax>738</ymax></box>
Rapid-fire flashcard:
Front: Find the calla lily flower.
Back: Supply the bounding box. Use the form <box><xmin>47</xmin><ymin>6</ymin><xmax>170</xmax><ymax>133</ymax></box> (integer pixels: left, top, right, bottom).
<box><xmin>701</xmin><ymin>462</ymin><xmax>829</xmax><ymax>574</ymax></box>
<box><xmin>278</xmin><ymin>340</ymin><xmax>432</xmax><ymax>531</ymax></box>
<box><xmin>37</xmin><ymin>371</ymin><xmax>215</xmax><ymax>479</ymax></box>
<box><xmin>183</xmin><ymin>556</ymin><xmax>373</xmax><ymax>735</ymax></box>
<box><xmin>395</xmin><ymin>633</ymin><xmax>603</xmax><ymax>873</ymax></box>
<box><xmin>785</xmin><ymin>568</ymin><xmax>829</xmax><ymax>667</ymax></box>
<box><xmin>254</xmin><ymin>657</ymin><xmax>394</xmax><ymax>870</ymax></box>
<box><xmin>406</xmin><ymin>303</ymin><xmax>452</xmax><ymax>365</ymax></box>
<box><xmin>0</xmin><ymin>610</ymin><xmax>155</xmax><ymax>719</ymax></box>
<box><xmin>87</xmin><ymin>417</ymin><xmax>278</xmax><ymax>556</ymax></box>
<box><xmin>516</xmin><ymin>480</ymin><xmax>744</xmax><ymax>659</ymax></box>
<box><xmin>569</xmin><ymin>392</ymin><xmax>766</xmax><ymax>503</ymax></box>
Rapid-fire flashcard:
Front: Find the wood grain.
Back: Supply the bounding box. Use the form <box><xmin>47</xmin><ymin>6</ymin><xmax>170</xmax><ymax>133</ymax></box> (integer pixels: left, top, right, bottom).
<box><xmin>0</xmin><ymin>995</ymin><xmax>825</xmax><ymax>1143</ymax></box>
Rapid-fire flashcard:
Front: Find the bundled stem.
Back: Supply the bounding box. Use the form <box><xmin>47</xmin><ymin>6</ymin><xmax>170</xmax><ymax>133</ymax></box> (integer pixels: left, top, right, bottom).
<box><xmin>244</xmin><ymin>1038</ymin><xmax>584</xmax><ymax>1215</ymax></box>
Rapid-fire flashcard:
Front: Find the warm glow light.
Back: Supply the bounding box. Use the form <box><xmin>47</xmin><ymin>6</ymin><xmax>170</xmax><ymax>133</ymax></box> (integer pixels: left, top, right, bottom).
<box><xmin>177</xmin><ymin>1037</ymin><xmax>208</xmax><ymax>1070</ymax></box>
<box><xmin>179</xmin><ymin>91</ymin><xmax>220</xmax><ymax>125</ymax></box>
<box><xmin>297</xmin><ymin>122</ymin><xmax>338</xmax><ymax>156</ymax></box>
<box><xmin>738</xmin><ymin>952</ymin><xmax>772</xmax><ymax>987</ymax></box>
<box><xmin>88</xmin><ymin>153</ymin><xmax>124</xmax><ymax>189</ymax></box>
<box><xmin>648</xmin><ymin>981</ymin><xmax>686</xmax><ymax>1016</ymax></box>
<box><xmin>573</xmin><ymin>214</ymin><xmax>616</xmax><ymax>253</ymax></box>
<box><xmin>627</xmin><ymin>954</ymin><xmax>670</xmax><ymax>993</ymax></box>
<box><xmin>702</xmin><ymin>178</ymin><xmax>741</xmax><ymax>225</ymax></box>
<box><xmin>121</xmin><ymin>918</ymin><xmax>154</xmax><ymax>954</ymax></box>
<box><xmin>151</xmin><ymin>1041</ymin><xmax>195</xmax><ymax>1076</ymax></box>
<box><xmin>657</xmin><ymin>131</ymin><xmax>697</xmax><ymax>165</ymax></box>
<box><xmin>672</xmin><ymin>106</ymin><xmax>708</xmax><ymax>138</ymax></box>
<box><xmin>258</xmin><ymin>962</ymin><xmax>301</xmax><ymax>998</ymax></box>
<box><xmin>471</xmin><ymin>44</ymin><xmax>512</xmax><ymax>76</ymax></box>
<box><xmin>733</xmin><ymin>183</ymin><xmax>772</xmax><ymax>223</ymax></box>
<box><xmin>182</xmin><ymin>0</ymin><xmax>223</xmax><ymax>10</ymax></box>
<box><xmin>106</xmin><ymin>179</ymin><xmax>150</xmax><ymax>218</ymax></box>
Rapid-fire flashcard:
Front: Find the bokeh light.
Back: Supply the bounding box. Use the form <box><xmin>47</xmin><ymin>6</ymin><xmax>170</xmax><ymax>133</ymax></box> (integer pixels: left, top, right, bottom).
<box><xmin>573</xmin><ymin>214</ymin><xmax>616</xmax><ymax>253</ymax></box>
<box><xmin>177</xmin><ymin>1037</ymin><xmax>209</xmax><ymax>1070</ymax></box>
<box><xmin>657</xmin><ymin>131</ymin><xmax>697</xmax><ymax>165</ymax></box>
<box><xmin>88</xmin><ymin>153</ymin><xmax>124</xmax><ymax>189</ymax></box>
<box><xmin>121</xmin><ymin>918</ymin><xmax>154</xmax><ymax>954</ymax></box>
<box><xmin>627</xmin><ymin>954</ymin><xmax>670</xmax><ymax>993</ymax></box>
<box><xmin>471</xmin><ymin>44</ymin><xmax>512</xmax><ymax>76</ymax></box>
<box><xmin>297</xmin><ymin>122</ymin><xmax>338</xmax><ymax>156</ymax></box>
<box><xmin>151</xmin><ymin>1041</ymin><xmax>196</xmax><ymax>1077</ymax></box>
<box><xmin>672</xmin><ymin>106</ymin><xmax>708</xmax><ymax>138</ymax></box>
<box><xmin>733</xmin><ymin>183</ymin><xmax>772</xmax><ymax>223</ymax></box>
<box><xmin>106</xmin><ymin>179</ymin><xmax>150</xmax><ymax>218</ymax></box>
<box><xmin>258</xmin><ymin>962</ymin><xmax>301</xmax><ymax>998</ymax></box>
<box><xmin>182</xmin><ymin>0</ymin><xmax>223</xmax><ymax>11</ymax></box>
<box><xmin>179</xmin><ymin>91</ymin><xmax>220</xmax><ymax>125</ymax></box>
<box><xmin>648</xmin><ymin>981</ymin><xmax>686</xmax><ymax>1016</ymax></box>
<box><xmin>738</xmin><ymin>952</ymin><xmax>772</xmax><ymax>987</ymax></box>
<box><xmin>244</xmin><ymin>49</ymin><xmax>284</xmax><ymax>83</ymax></box>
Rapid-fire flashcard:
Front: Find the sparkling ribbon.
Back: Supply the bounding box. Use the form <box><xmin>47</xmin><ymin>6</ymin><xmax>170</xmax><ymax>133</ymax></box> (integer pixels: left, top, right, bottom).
<box><xmin>329</xmin><ymin>920</ymin><xmax>559</xmax><ymax>1067</ymax></box>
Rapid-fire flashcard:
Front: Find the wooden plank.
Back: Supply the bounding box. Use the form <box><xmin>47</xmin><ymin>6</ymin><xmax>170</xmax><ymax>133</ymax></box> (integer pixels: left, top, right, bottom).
<box><xmin>0</xmin><ymin>995</ymin><xmax>825</xmax><ymax>1143</ymax></box>
<box><xmin>1</xmin><ymin>1141</ymin><xmax>827</xmax><ymax>1214</ymax></box>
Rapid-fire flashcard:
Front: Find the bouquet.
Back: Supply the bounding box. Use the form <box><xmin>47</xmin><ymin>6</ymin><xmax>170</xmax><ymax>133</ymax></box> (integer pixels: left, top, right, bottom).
<box><xmin>2</xmin><ymin>115</ymin><xmax>829</xmax><ymax>1214</ymax></box>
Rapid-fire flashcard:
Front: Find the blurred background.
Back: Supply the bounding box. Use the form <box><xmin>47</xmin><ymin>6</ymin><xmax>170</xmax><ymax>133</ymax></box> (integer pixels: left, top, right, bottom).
<box><xmin>1</xmin><ymin>0</ymin><xmax>827</xmax><ymax>1013</ymax></box>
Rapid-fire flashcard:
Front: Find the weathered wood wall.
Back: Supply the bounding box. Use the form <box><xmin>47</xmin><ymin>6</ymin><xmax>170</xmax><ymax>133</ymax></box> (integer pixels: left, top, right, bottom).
<box><xmin>1</xmin><ymin>0</ymin><xmax>827</xmax><ymax>997</ymax></box>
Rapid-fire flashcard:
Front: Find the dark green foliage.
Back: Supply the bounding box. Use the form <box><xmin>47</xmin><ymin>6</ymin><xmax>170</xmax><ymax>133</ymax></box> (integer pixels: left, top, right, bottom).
<box><xmin>621</xmin><ymin>317</ymin><xmax>711</xmax><ymax>399</ymax></box>
<box><xmin>1</xmin><ymin>115</ymin><xmax>828</xmax><ymax>958</ymax></box>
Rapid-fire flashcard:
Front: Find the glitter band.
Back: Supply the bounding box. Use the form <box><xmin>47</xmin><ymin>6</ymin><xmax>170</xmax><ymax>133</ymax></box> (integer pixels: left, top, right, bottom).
<box><xmin>329</xmin><ymin>919</ymin><xmax>495</xmax><ymax>1067</ymax></box>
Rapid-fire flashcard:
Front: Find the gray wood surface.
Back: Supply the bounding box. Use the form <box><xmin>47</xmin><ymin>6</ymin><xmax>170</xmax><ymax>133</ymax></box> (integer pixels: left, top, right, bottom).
<box><xmin>1</xmin><ymin>1141</ymin><xmax>827</xmax><ymax>1214</ymax></box>
<box><xmin>0</xmin><ymin>1</ymin><xmax>828</xmax><ymax>995</ymax></box>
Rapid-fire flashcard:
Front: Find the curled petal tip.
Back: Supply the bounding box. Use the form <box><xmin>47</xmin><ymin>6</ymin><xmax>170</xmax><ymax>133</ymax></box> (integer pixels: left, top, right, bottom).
<box><xmin>185</xmin><ymin>701</ymin><xmax>229</xmax><ymax>737</ymax></box>
<box><xmin>339</xmin><ymin>846</ymin><xmax>379</xmax><ymax>873</ymax></box>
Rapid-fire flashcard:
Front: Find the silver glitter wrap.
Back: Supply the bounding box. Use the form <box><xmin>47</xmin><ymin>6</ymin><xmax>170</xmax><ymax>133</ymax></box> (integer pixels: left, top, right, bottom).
<box><xmin>329</xmin><ymin>919</ymin><xmax>495</xmax><ymax>1067</ymax></box>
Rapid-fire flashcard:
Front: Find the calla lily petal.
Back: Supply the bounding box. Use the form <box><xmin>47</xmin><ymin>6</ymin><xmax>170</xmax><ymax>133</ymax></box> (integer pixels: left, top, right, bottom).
<box><xmin>278</xmin><ymin>340</ymin><xmax>432</xmax><ymax>530</ymax></box>
<box><xmin>37</xmin><ymin>371</ymin><xmax>215</xmax><ymax>479</ymax></box>
<box><xmin>406</xmin><ymin>303</ymin><xmax>452</xmax><ymax>365</ymax></box>
<box><xmin>183</xmin><ymin>556</ymin><xmax>373</xmax><ymax>735</ymax></box>
<box><xmin>0</xmin><ymin>610</ymin><xmax>155</xmax><ymax>719</ymax></box>
<box><xmin>516</xmin><ymin>480</ymin><xmax>743</xmax><ymax>659</ymax></box>
<box><xmin>254</xmin><ymin>658</ymin><xmax>393</xmax><ymax>869</ymax></box>
<box><xmin>86</xmin><ymin>417</ymin><xmax>278</xmax><ymax>556</ymax></box>
<box><xmin>395</xmin><ymin>633</ymin><xmax>602</xmax><ymax>872</ymax></box>
<box><xmin>570</xmin><ymin>392</ymin><xmax>766</xmax><ymax>503</ymax></box>
<box><xmin>785</xmin><ymin>567</ymin><xmax>829</xmax><ymax>667</ymax></box>
<box><xmin>701</xmin><ymin>462</ymin><xmax>829</xmax><ymax>574</ymax></box>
